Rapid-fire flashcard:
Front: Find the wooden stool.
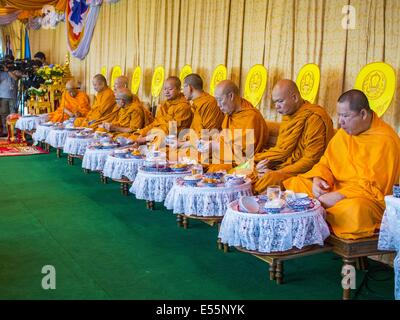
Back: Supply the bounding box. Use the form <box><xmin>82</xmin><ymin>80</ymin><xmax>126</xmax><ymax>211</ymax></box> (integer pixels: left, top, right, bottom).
<box><xmin>235</xmin><ymin>245</ymin><xmax>332</xmax><ymax>285</ymax></box>
<box><xmin>326</xmin><ymin>234</ymin><xmax>395</xmax><ymax>300</ymax></box>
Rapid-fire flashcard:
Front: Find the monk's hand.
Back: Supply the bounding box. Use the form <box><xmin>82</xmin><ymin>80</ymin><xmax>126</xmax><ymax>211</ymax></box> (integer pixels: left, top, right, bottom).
<box><xmin>136</xmin><ymin>136</ymin><xmax>147</xmax><ymax>145</ymax></box>
<box><xmin>256</xmin><ymin>159</ymin><xmax>270</xmax><ymax>172</ymax></box>
<box><xmin>75</xmin><ymin>111</ymin><xmax>82</xmax><ymax>117</ymax></box>
<box><xmin>318</xmin><ymin>192</ymin><xmax>345</xmax><ymax>209</ymax></box>
<box><xmin>103</xmin><ymin>123</ymin><xmax>111</xmax><ymax>131</ymax></box>
<box><xmin>312</xmin><ymin>177</ymin><xmax>331</xmax><ymax>198</ymax></box>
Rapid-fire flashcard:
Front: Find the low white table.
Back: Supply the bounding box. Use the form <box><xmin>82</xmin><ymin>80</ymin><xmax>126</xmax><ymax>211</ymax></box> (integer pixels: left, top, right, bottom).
<box><xmin>378</xmin><ymin>195</ymin><xmax>400</xmax><ymax>300</ymax></box>
<box><xmin>45</xmin><ymin>128</ymin><xmax>70</xmax><ymax>157</ymax></box>
<box><xmin>15</xmin><ymin>115</ymin><xmax>46</xmax><ymax>131</ymax></box>
<box><xmin>219</xmin><ymin>198</ymin><xmax>330</xmax><ymax>253</ymax></box>
<box><xmin>129</xmin><ymin>168</ymin><xmax>190</xmax><ymax>206</ymax></box>
<box><xmin>32</xmin><ymin>124</ymin><xmax>53</xmax><ymax>143</ymax></box>
<box><xmin>82</xmin><ymin>146</ymin><xmax>116</xmax><ymax>172</ymax></box>
<box><xmin>164</xmin><ymin>179</ymin><xmax>252</xmax><ymax>228</ymax></box>
<box><xmin>63</xmin><ymin>135</ymin><xmax>95</xmax><ymax>165</ymax></box>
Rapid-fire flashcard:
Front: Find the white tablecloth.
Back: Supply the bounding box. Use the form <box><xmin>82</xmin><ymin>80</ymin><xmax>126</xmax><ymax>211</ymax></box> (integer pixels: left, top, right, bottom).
<box><xmin>103</xmin><ymin>155</ymin><xmax>144</xmax><ymax>181</ymax></box>
<box><xmin>45</xmin><ymin>128</ymin><xmax>70</xmax><ymax>149</ymax></box>
<box><xmin>218</xmin><ymin>199</ymin><xmax>330</xmax><ymax>253</ymax></box>
<box><xmin>32</xmin><ymin>124</ymin><xmax>53</xmax><ymax>143</ymax></box>
<box><xmin>164</xmin><ymin>180</ymin><xmax>253</xmax><ymax>217</ymax></box>
<box><xmin>82</xmin><ymin>147</ymin><xmax>115</xmax><ymax>171</ymax></box>
<box><xmin>63</xmin><ymin>136</ymin><xmax>95</xmax><ymax>156</ymax></box>
<box><xmin>378</xmin><ymin>195</ymin><xmax>400</xmax><ymax>300</ymax></box>
<box><xmin>130</xmin><ymin>168</ymin><xmax>190</xmax><ymax>202</ymax></box>
<box><xmin>15</xmin><ymin>115</ymin><xmax>46</xmax><ymax>131</ymax></box>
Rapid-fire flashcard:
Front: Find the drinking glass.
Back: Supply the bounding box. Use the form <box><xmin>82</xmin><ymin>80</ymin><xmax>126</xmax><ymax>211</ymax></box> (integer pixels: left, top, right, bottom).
<box><xmin>266</xmin><ymin>185</ymin><xmax>281</xmax><ymax>202</ymax></box>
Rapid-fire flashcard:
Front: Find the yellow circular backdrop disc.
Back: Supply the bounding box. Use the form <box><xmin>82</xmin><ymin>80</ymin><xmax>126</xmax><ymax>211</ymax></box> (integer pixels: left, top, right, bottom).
<box><xmin>244</xmin><ymin>64</ymin><xmax>268</xmax><ymax>107</ymax></box>
<box><xmin>179</xmin><ymin>65</ymin><xmax>193</xmax><ymax>85</ymax></box>
<box><xmin>295</xmin><ymin>63</ymin><xmax>320</xmax><ymax>104</ymax></box>
<box><xmin>110</xmin><ymin>65</ymin><xmax>122</xmax><ymax>91</ymax></box>
<box><xmin>210</xmin><ymin>65</ymin><xmax>227</xmax><ymax>96</ymax></box>
<box><xmin>151</xmin><ymin>66</ymin><xmax>165</xmax><ymax>98</ymax></box>
<box><xmin>354</xmin><ymin>62</ymin><xmax>396</xmax><ymax>117</ymax></box>
<box><xmin>131</xmin><ymin>66</ymin><xmax>141</xmax><ymax>94</ymax></box>
<box><xmin>100</xmin><ymin>66</ymin><xmax>107</xmax><ymax>79</ymax></box>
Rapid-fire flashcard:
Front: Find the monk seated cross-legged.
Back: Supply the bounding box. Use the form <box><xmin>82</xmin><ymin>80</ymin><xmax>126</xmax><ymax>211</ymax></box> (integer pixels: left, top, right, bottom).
<box><xmin>284</xmin><ymin>89</ymin><xmax>400</xmax><ymax>240</ymax></box>
<box><xmin>74</xmin><ymin>74</ymin><xmax>116</xmax><ymax>129</ymax></box>
<box><xmin>207</xmin><ymin>80</ymin><xmax>269</xmax><ymax>173</ymax></box>
<box><xmin>97</xmin><ymin>88</ymin><xmax>153</xmax><ymax>138</ymax></box>
<box><xmin>48</xmin><ymin>79</ymin><xmax>90</xmax><ymax>123</ymax></box>
<box><xmin>128</xmin><ymin>76</ymin><xmax>192</xmax><ymax>146</ymax></box>
<box><xmin>252</xmin><ymin>79</ymin><xmax>334</xmax><ymax>194</ymax></box>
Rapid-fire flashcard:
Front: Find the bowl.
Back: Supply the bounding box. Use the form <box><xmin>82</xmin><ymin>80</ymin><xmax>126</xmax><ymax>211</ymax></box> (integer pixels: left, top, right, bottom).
<box><xmin>183</xmin><ymin>175</ymin><xmax>202</xmax><ymax>187</ymax></box>
<box><xmin>286</xmin><ymin>193</ymin><xmax>312</xmax><ymax>210</ymax></box>
<box><xmin>238</xmin><ymin>196</ymin><xmax>260</xmax><ymax>213</ymax></box>
<box><xmin>170</xmin><ymin>166</ymin><xmax>189</xmax><ymax>172</ymax></box>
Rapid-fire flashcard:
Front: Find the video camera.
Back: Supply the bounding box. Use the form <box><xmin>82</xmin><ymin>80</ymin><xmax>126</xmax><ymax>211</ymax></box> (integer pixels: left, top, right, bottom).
<box><xmin>0</xmin><ymin>58</ymin><xmax>40</xmax><ymax>76</ymax></box>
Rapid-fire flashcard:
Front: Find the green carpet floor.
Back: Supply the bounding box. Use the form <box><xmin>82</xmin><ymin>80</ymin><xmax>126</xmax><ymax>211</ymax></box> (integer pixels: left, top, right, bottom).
<box><xmin>0</xmin><ymin>151</ymin><xmax>395</xmax><ymax>300</ymax></box>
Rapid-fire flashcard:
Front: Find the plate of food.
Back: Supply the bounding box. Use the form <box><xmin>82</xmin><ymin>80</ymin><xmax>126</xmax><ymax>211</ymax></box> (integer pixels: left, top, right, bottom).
<box><xmin>129</xmin><ymin>149</ymin><xmax>143</xmax><ymax>159</ymax></box>
<box><xmin>170</xmin><ymin>163</ymin><xmax>189</xmax><ymax>172</ymax></box>
<box><xmin>201</xmin><ymin>178</ymin><xmax>220</xmax><ymax>187</ymax></box>
<box><xmin>101</xmin><ymin>142</ymin><xmax>119</xmax><ymax>149</ymax></box>
<box><xmin>183</xmin><ymin>174</ymin><xmax>202</xmax><ymax>186</ymax></box>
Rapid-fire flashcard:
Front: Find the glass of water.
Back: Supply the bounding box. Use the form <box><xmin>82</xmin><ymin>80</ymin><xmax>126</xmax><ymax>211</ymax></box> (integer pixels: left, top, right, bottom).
<box><xmin>266</xmin><ymin>185</ymin><xmax>281</xmax><ymax>202</ymax></box>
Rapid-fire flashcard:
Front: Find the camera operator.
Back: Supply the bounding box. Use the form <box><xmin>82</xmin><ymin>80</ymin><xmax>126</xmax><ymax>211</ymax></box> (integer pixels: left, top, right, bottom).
<box><xmin>23</xmin><ymin>59</ymin><xmax>45</xmax><ymax>89</ymax></box>
<box><xmin>0</xmin><ymin>54</ymin><xmax>22</xmax><ymax>137</ymax></box>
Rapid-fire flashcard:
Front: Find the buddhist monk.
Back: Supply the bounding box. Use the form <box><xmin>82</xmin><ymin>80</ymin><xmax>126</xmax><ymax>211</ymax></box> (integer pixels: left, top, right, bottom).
<box><xmin>129</xmin><ymin>76</ymin><xmax>192</xmax><ymax>144</ymax></box>
<box><xmin>48</xmin><ymin>79</ymin><xmax>90</xmax><ymax>123</ymax></box>
<box><xmin>284</xmin><ymin>89</ymin><xmax>400</xmax><ymax>239</ymax></box>
<box><xmin>253</xmin><ymin>79</ymin><xmax>334</xmax><ymax>193</ymax></box>
<box><xmin>183</xmin><ymin>73</ymin><xmax>224</xmax><ymax>134</ymax></box>
<box><xmin>97</xmin><ymin>88</ymin><xmax>153</xmax><ymax>138</ymax></box>
<box><xmin>74</xmin><ymin>74</ymin><xmax>115</xmax><ymax>128</ymax></box>
<box><xmin>207</xmin><ymin>80</ymin><xmax>269</xmax><ymax>172</ymax></box>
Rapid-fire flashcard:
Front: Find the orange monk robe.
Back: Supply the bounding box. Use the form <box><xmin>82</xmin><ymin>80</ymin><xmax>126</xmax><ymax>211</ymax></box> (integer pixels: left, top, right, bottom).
<box><xmin>283</xmin><ymin>113</ymin><xmax>400</xmax><ymax>240</ymax></box>
<box><xmin>103</xmin><ymin>100</ymin><xmax>154</xmax><ymax>138</ymax></box>
<box><xmin>253</xmin><ymin>102</ymin><xmax>334</xmax><ymax>193</ymax></box>
<box><xmin>74</xmin><ymin>87</ymin><xmax>116</xmax><ymax>128</ymax></box>
<box><xmin>129</xmin><ymin>94</ymin><xmax>192</xmax><ymax>139</ymax></box>
<box><xmin>48</xmin><ymin>91</ymin><xmax>90</xmax><ymax>123</ymax></box>
<box><xmin>207</xmin><ymin>99</ymin><xmax>269</xmax><ymax>172</ymax></box>
<box><xmin>190</xmin><ymin>93</ymin><xmax>224</xmax><ymax>134</ymax></box>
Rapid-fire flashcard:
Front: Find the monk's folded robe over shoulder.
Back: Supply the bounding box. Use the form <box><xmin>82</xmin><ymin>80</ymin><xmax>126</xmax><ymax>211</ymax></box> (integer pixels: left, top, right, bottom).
<box><xmin>74</xmin><ymin>87</ymin><xmax>115</xmax><ymax>128</ymax></box>
<box><xmin>190</xmin><ymin>93</ymin><xmax>224</xmax><ymax>134</ymax></box>
<box><xmin>253</xmin><ymin>102</ymin><xmax>334</xmax><ymax>193</ymax></box>
<box><xmin>283</xmin><ymin>113</ymin><xmax>400</xmax><ymax>239</ymax></box>
<box><xmin>48</xmin><ymin>91</ymin><xmax>90</xmax><ymax>123</ymax></box>
<box><xmin>207</xmin><ymin>99</ymin><xmax>269</xmax><ymax>172</ymax></box>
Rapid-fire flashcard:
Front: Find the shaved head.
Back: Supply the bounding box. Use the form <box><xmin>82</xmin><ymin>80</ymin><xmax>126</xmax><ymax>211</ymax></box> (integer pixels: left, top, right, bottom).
<box><xmin>184</xmin><ymin>74</ymin><xmax>203</xmax><ymax>90</ymax></box>
<box><xmin>114</xmin><ymin>75</ymin><xmax>129</xmax><ymax>91</ymax></box>
<box><xmin>93</xmin><ymin>74</ymin><xmax>108</xmax><ymax>93</ymax></box>
<box><xmin>163</xmin><ymin>76</ymin><xmax>181</xmax><ymax>101</ymax></box>
<box><xmin>272</xmin><ymin>79</ymin><xmax>303</xmax><ymax>115</ymax></box>
<box><xmin>165</xmin><ymin>76</ymin><xmax>181</xmax><ymax>90</ymax></box>
<box><xmin>214</xmin><ymin>80</ymin><xmax>241</xmax><ymax>115</ymax></box>
<box><xmin>215</xmin><ymin>80</ymin><xmax>239</xmax><ymax>97</ymax></box>
<box><xmin>338</xmin><ymin>89</ymin><xmax>371</xmax><ymax>113</ymax></box>
<box><xmin>93</xmin><ymin>74</ymin><xmax>107</xmax><ymax>85</ymax></box>
<box><xmin>116</xmin><ymin>87</ymin><xmax>134</xmax><ymax>107</ymax></box>
<box><xmin>65</xmin><ymin>79</ymin><xmax>80</xmax><ymax>97</ymax></box>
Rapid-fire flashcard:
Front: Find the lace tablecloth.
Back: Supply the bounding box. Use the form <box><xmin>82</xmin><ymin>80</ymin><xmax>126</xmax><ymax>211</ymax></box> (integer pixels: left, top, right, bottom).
<box><xmin>32</xmin><ymin>124</ymin><xmax>53</xmax><ymax>142</ymax></box>
<box><xmin>45</xmin><ymin>128</ymin><xmax>70</xmax><ymax>149</ymax></box>
<box><xmin>164</xmin><ymin>180</ymin><xmax>253</xmax><ymax>217</ymax></box>
<box><xmin>103</xmin><ymin>155</ymin><xmax>144</xmax><ymax>181</ymax></box>
<box><xmin>218</xmin><ymin>198</ymin><xmax>330</xmax><ymax>253</ymax></box>
<box><xmin>378</xmin><ymin>195</ymin><xmax>400</xmax><ymax>300</ymax></box>
<box><xmin>15</xmin><ymin>115</ymin><xmax>46</xmax><ymax>131</ymax></box>
<box><xmin>63</xmin><ymin>136</ymin><xmax>95</xmax><ymax>156</ymax></box>
<box><xmin>130</xmin><ymin>168</ymin><xmax>190</xmax><ymax>202</ymax></box>
<box><xmin>82</xmin><ymin>147</ymin><xmax>116</xmax><ymax>171</ymax></box>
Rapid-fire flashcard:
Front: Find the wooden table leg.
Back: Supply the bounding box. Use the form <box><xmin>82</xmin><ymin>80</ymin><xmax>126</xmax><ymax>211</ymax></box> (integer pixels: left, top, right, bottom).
<box><xmin>176</xmin><ymin>214</ymin><xmax>183</xmax><ymax>227</ymax></box>
<box><xmin>100</xmin><ymin>172</ymin><xmax>108</xmax><ymax>184</ymax></box>
<box><xmin>146</xmin><ymin>200</ymin><xmax>154</xmax><ymax>210</ymax></box>
<box><xmin>275</xmin><ymin>261</ymin><xmax>284</xmax><ymax>284</ymax></box>
<box><xmin>56</xmin><ymin>148</ymin><xmax>61</xmax><ymax>158</ymax></box>
<box><xmin>182</xmin><ymin>215</ymin><xmax>188</xmax><ymax>229</ymax></box>
<box><xmin>67</xmin><ymin>154</ymin><xmax>74</xmax><ymax>165</ymax></box>
<box><xmin>269</xmin><ymin>261</ymin><xmax>277</xmax><ymax>281</ymax></box>
<box><xmin>223</xmin><ymin>244</ymin><xmax>229</xmax><ymax>253</ymax></box>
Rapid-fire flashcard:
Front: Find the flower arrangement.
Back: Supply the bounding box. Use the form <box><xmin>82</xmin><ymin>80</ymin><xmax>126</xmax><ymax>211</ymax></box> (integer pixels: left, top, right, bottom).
<box><xmin>27</xmin><ymin>87</ymin><xmax>48</xmax><ymax>97</ymax></box>
<box><xmin>37</xmin><ymin>64</ymin><xmax>64</xmax><ymax>81</ymax></box>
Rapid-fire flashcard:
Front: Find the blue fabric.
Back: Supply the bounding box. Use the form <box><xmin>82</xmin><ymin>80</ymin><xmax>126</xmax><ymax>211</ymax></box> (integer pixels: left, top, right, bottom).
<box><xmin>24</xmin><ymin>28</ymin><xmax>31</xmax><ymax>60</ymax></box>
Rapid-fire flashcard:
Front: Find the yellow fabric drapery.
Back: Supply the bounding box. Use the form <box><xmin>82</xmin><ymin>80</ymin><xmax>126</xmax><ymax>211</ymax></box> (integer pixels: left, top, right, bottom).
<box><xmin>1</xmin><ymin>0</ymin><xmax>398</xmax><ymax>132</ymax></box>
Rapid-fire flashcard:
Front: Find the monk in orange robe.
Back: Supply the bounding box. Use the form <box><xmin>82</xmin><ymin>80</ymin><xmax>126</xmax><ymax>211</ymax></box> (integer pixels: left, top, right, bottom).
<box><xmin>97</xmin><ymin>88</ymin><xmax>153</xmax><ymax>138</ymax></box>
<box><xmin>252</xmin><ymin>79</ymin><xmax>334</xmax><ymax>193</ymax></box>
<box><xmin>48</xmin><ymin>79</ymin><xmax>90</xmax><ymax>123</ymax></box>
<box><xmin>207</xmin><ymin>80</ymin><xmax>269</xmax><ymax>172</ymax></box>
<box><xmin>74</xmin><ymin>74</ymin><xmax>116</xmax><ymax>129</ymax></box>
<box><xmin>284</xmin><ymin>90</ymin><xmax>400</xmax><ymax>239</ymax></box>
<box><xmin>129</xmin><ymin>76</ymin><xmax>192</xmax><ymax>144</ymax></box>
